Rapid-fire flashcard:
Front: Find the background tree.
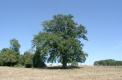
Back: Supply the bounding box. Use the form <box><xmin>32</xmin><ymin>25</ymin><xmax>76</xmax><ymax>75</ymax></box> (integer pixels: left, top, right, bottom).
<box><xmin>18</xmin><ymin>54</ymin><xmax>25</xmax><ymax>66</ymax></box>
<box><xmin>33</xmin><ymin>14</ymin><xmax>88</xmax><ymax>68</ymax></box>
<box><xmin>23</xmin><ymin>51</ymin><xmax>33</xmax><ymax>68</ymax></box>
<box><xmin>94</xmin><ymin>59</ymin><xmax>122</xmax><ymax>66</ymax></box>
<box><xmin>33</xmin><ymin>48</ymin><xmax>47</xmax><ymax>68</ymax></box>
<box><xmin>10</xmin><ymin>39</ymin><xmax>21</xmax><ymax>64</ymax></box>
<box><xmin>10</xmin><ymin>39</ymin><xmax>21</xmax><ymax>55</ymax></box>
<box><xmin>0</xmin><ymin>50</ymin><xmax>3</xmax><ymax>66</ymax></box>
<box><xmin>0</xmin><ymin>39</ymin><xmax>21</xmax><ymax>66</ymax></box>
<box><xmin>0</xmin><ymin>48</ymin><xmax>18</xmax><ymax>66</ymax></box>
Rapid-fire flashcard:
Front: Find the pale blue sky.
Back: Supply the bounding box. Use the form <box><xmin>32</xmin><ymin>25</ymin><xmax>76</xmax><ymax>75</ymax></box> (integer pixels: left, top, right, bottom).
<box><xmin>0</xmin><ymin>0</ymin><xmax>122</xmax><ymax>65</ymax></box>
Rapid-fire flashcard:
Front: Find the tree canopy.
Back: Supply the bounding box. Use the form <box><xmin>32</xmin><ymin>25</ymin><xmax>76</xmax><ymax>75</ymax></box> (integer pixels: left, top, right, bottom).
<box><xmin>23</xmin><ymin>51</ymin><xmax>33</xmax><ymax>68</ymax></box>
<box><xmin>94</xmin><ymin>59</ymin><xmax>122</xmax><ymax>66</ymax></box>
<box><xmin>33</xmin><ymin>14</ymin><xmax>88</xmax><ymax>68</ymax></box>
<box><xmin>0</xmin><ymin>39</ymin><xmax>21</xmax><ymax>66</ymax></box>
<box><xmin>0</xmin><ymin>48</ymin><xmax>18</xmax><ymax>66</ymax></box>
<box><xmin>10</xmin><ymin>39</ymin><xmax>21</xmax><ymax>54</ymax></box>
<box><xmin>0</xmin><ymin>14</ymin><xmax>88</xmax><ymax>69</ymax></box>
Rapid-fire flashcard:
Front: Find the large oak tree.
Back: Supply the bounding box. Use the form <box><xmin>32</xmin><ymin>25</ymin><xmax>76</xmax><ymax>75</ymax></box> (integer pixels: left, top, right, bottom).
<box><xmin>33</xmin><ymin>14</ymin><xmax>88</xmax><ymax>68</ymax></box>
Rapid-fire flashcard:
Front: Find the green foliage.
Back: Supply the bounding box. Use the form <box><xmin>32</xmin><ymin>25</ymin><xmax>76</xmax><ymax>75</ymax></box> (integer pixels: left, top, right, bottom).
<box><xmin>0</xmin><ymin>48</ymin><xmax>18</xmax><ymax>66</ymax></box>
<box><xmin>23</xmin><ymin>51</ymin><xmax>33</xmax><ymax>68</ymax></box>
<box><xmin>33</xmin><ymin>49</ymin><xmax>46</xmax><ymax>68</ymax></box>
<box><xmin>14</xmin><ymin>64</ymin><xmax>24</xmax><ymax>67</ymax></box>
<box><xmin>33</xmin><ymin>14</ymin><xmax>88</xmax><ymax>68</ymax></box>
<box><xmin>10</xmin><ymin>39</ymin><xmax>21</xmax><ymax>54</ymax></box>
<box><xmin>94</xmin><ymin>59</ymin><xmax>122</xmax><ymax>66</ymax></box>
<box><xmin>71</xmin><ymin>61</ymin><xmax>78</xmax><ymax>67</ymax></box>
<box><xmin>0</xmin><ymin>39</ymin><xmax>21</xmax><ymax>67</ymax></box>
<box><xmin>0</xmin><ymin>15</ymin><xmax>88</xmax><ymax>68</ymax></box>
<box><xmin>18</xmin><ymin>54</ymin><xmax>25</xmax><ymax>66</ymax></box>
<box><xmin>0</xmin><ymin>56</ymin><xmax>3</xmax><ymax>66</ymax></box>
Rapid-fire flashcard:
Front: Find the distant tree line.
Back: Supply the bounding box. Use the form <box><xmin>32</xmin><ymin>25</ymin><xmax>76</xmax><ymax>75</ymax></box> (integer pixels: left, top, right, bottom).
<box><xmin>0</xmin><ymin>39</ymin><xmax>33</xmax><ymax>68</ymax></box>
<box><xmin>94</xmin><ymin>59</ymin><xmax>122</xmax><ymax>66</ymax></box>
<box><xmin>0</xmin><ymin>14</ymin><xmax>88</xmax><ymax>68</ymax></box>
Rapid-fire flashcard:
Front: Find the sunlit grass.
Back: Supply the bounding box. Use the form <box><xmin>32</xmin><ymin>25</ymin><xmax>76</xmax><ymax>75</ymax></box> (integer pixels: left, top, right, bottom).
<box><xmin>0</xmin><ymin>66</ymin><xmax>122</xmax><ymax>80</ymax></box>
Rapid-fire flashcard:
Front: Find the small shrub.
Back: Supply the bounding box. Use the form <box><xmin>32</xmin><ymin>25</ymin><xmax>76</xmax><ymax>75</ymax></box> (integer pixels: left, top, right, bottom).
<box><xmin>14</xmin><ymin>64</ymin><xmax>24</xmax><ymax>67</ymax></box>
<box><xmin>25</xmin><ymin>64</ymin><xmax>32</xmax><ymax>68</ymax></box>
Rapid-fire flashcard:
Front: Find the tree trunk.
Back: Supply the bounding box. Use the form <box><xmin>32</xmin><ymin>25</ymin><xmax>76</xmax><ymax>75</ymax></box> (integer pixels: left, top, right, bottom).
<box><xmin>62</xmin><ymin>55</ymin><xmax>67</xmax><ymax>68</ymax></box>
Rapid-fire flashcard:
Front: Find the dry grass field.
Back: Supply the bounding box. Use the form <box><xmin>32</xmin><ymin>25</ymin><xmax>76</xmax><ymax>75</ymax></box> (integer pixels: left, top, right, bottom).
<box><xmin>0</xmin><ymin>66</ymin><xmax>122</xmax><ymax>80</ymax></box>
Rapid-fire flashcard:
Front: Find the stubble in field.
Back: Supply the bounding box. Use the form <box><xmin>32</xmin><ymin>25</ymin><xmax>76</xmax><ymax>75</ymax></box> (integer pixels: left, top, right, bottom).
<box><xmin>0</xmin><ymin>66</ymin><xmax>122</xmax><ymax>80</ymax></box>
